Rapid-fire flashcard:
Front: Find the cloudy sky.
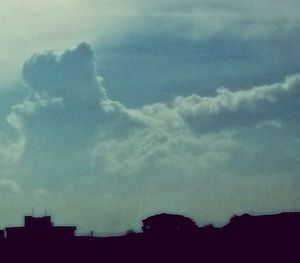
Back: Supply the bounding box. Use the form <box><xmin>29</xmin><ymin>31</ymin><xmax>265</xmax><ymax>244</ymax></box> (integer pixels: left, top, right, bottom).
<box><xmin>0</xmin><ymin>0</ymin><xmax>300</xmax><ymax>234</ymax></box>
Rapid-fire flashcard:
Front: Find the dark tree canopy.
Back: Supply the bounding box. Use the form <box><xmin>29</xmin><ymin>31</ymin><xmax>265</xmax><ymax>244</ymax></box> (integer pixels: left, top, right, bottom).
<box><xmin>142</xmin><ymin>213</ymin><xmax>198</xmax><ymax>234</ymax></box>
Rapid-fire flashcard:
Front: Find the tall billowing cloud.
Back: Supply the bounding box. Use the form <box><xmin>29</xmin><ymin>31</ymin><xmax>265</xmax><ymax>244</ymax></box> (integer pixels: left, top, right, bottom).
<box><xmin>22</xmin><ymin>43</ymin><xmax>107</xmax><ymax>106</ymax></box>
<box><xmin>8</xmin><ymin>44</ymin><xmax>138</xmax><ymax>189</ymax></box>
<box><xmin>1</xmin><ymin>43</ymin><xmax>300</xmax><ymax>233</ymax></box>
<box><xmin>3</xmin><ymin>42</ymin><xmax>146</xmax><ymax>223</ymax></box>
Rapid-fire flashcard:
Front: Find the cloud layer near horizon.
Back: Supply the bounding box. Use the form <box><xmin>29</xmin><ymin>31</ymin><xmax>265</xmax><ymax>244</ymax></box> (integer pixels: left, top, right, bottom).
<box><xmin>0</xmin><ymin>42</ymin><xmax>299</xmax><ymax>233</ymax></box>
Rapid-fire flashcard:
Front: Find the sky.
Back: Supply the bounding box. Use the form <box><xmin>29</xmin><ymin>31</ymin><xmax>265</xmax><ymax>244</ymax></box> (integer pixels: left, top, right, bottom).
<box><xmin>0</xmin><ymin>0</ymin><xmax>300</xmax><ymax>235</ymax></box>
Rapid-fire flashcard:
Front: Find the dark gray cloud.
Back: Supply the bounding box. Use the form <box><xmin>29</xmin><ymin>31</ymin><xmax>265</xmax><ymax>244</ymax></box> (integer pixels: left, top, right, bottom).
<box><xmin>96</xmin><ymin>30</ymin><xmax>300</xmax><ymax>107</ymax></box>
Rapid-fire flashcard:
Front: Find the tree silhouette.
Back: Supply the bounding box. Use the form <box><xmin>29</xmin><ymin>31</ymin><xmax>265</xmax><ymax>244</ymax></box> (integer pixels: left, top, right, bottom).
<box><xmin>142</xmin><ymin>213</ymin><xmax>198</xmax><ymax>234</ymax></box>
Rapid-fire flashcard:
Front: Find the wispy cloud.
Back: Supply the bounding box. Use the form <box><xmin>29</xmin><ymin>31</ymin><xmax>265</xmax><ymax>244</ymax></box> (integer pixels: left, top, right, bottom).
<box><xmin>0</xmin><ymin>179</ymin><xmax>21</xmax><ymax>193</ymax></box>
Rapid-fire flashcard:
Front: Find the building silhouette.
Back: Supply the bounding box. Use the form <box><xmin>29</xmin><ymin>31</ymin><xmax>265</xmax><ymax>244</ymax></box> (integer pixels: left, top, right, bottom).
<box><xmin>0</xmin><ymin>212</ymin><xmax>298</xmax><ymax>262</ymax></box>
<box><xmin>0</xmin><ymin>229</ymin><xmax>4</xmax><ymax>240</ymax></box>
<box><xmin>5</xmin><ymin>216</ymin><xmax>76</xmax><ymax>241</ymax></box>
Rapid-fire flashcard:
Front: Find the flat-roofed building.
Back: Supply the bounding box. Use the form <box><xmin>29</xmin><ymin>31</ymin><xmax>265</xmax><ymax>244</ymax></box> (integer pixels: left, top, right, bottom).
<box><xmin>5</xmin><ymin>216</ymin><xmax>76</xmax><ymax>241</ymax></box>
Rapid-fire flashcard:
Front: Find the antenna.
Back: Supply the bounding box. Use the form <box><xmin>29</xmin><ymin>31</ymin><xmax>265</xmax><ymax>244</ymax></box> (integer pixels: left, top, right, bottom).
<box><xmin>45</xmin><ymin>209</ymin><xmax>48</xmax><ymax>216</ymax></box>
<box><xmin>31</xmin><ymin>209</ymin><xmax>34</xmax><ymax>216</ymax></box>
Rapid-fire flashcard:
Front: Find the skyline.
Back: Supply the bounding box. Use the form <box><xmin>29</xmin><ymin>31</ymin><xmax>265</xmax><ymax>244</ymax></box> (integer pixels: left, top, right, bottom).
<box><xmin>0</xmin><ymin>1</ymin><xmax>299</xmax><ymax>234</ymax></box>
